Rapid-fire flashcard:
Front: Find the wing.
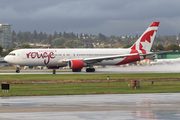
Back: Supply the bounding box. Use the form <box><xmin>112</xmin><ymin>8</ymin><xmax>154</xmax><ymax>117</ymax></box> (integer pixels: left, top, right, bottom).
<box><xmin>62</xmin><ymin>53</ymin><xmax>139</xmax><ymax>64</ymax></box>
<box><xmin>83</xmin><ymin>53</ymin><xmax>139</xmax><ymax>63</ymax></box>
<box><xmin>84</xmin><ymin>51</ymin><xmax>168</xmax><ymax>64</ymax></box>
<box><xmin>62</xmin><ymin>51</ymin><xmax>168</xmax><ymax>64</ymax></box>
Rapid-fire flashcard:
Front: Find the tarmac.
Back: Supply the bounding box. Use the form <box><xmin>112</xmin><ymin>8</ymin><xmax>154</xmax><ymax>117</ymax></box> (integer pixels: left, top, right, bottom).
<box><xmin>1</xmin><ymin>63</ymin><xmax>180</xmax><ymax>75</ymax></box>
<box><xmin>0</xmin><ymin>93</ymin><xmax>180</xmax><ymax>120</ymax></box>
<box><xmin>1</xmin><ymin>64</ymin><xmax>180</xmax><ymax>119</ymax></box>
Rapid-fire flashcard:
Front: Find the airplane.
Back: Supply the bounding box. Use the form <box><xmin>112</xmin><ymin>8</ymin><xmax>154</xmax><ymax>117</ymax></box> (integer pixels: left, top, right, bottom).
<box><xmin>150</xmin><ymin>57</ymin><xmax>180</xmax><ymax>65</ymax></box>
<box><xmin>4</xmin><ymin>22</ymin><xmax>165</xmax><ymax>73</ymax></box>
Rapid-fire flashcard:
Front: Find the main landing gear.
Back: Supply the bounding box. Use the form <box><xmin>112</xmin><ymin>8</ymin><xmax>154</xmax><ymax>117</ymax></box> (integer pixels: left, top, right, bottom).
<box><xmin>72</xmin><ymin>69</ymin><xmax>81</xmax><ymax>72</ymax></box>
<box><xmin>86</xmin><ymin>68</ymin><xmax>95</xmax><ymax>72</ymax></box>
<box><xmin>72</xmin><ymin>68</ymin><xmax>95</xmax><ymax>72</ymax></box>
<box><xmin>86</xmin><ymin>65</ymin><xmax>95</xmax><ymax>72</ymax></box>
<box><xmin>72</xmin><ymin>64</ymin><xmax>95</xmax><ymax>72</ymax></box>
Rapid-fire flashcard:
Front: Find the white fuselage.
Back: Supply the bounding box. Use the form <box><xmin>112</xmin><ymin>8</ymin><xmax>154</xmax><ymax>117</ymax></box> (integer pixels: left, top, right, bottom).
<box><xmin>5</xmin><ymin>48</ymin><xmax>145</xmax><ymax>67</ymax></box>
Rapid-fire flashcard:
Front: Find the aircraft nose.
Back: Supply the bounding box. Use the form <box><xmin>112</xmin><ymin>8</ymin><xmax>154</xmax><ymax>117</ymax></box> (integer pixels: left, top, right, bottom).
<box><xmin>4</xmin><ymin>56</ymin><xmax>10</xmax><ymax>63</ymax></box>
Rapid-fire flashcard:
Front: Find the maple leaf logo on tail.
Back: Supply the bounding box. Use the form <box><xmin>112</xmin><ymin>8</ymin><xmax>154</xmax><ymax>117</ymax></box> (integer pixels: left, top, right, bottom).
<box><xmin>130</xmin><ymin>22</ymin><xmax>160</xmax><ymax>54</ymax></box>
<box><xmin>116</xmin><ymin>22</ymin><xmax>160</xmax><ymax>65</ymax></box>
<box><xmin>139</xmin><ymin>30</ymin><xmax>156</xmax><ymax>54</ymax></box>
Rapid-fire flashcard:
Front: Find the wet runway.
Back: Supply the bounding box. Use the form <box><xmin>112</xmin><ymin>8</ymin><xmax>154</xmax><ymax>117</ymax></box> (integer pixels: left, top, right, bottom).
<box><xmin>1</xmin><ymin>64</ymin><xmax>180</xmax><ymax>119</ymax></box>
<box><xmin>1</xmin><ymin>64</ymin><xmax>180</xmax><ymax>75</ymax></box>
<box><xmin>1</xmin><ymin>93</ymin><xmax>180</xmax><ymax>120</ymax></box>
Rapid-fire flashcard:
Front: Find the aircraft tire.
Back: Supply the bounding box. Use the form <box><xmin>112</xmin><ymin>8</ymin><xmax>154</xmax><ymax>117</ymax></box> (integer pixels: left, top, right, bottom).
<box><xmin>86</xmin><ymin>68</ymin><xmax>95</xmax><ymax>72</ymax></box>
<box><xmin>72</xmin><ymin>69</ymin><xmax>81</xmax><ymax>72</ymax></box>
<box><xmin>16</xmin><ymin>69</ymin><xmax>20</xmax><ymax>73</ymax></box>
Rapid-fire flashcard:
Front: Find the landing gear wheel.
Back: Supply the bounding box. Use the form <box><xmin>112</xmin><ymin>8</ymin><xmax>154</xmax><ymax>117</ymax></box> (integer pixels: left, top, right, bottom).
<box><xmin>53</xmin><ymin>69</ymin><xmax>56</xmax><ymax>74</ymax></box>
<box><xmin>16</xmin><ymin>67</ymin><xmax>20</xmax><ymax>73</ymax></box>
<box><xmin>86</xmin><ymin>68</ymin><xmax>95</xmax><ymax>72</ymax></box>
<box><xmin>16</xmin><ymin>69</ymin><xmax>20</xmax><ymax>73</ymax></box>
<box><xmin>72</xmin><ymin>69</ymin><xmax>82</xmax><ymax>72</ymax></box>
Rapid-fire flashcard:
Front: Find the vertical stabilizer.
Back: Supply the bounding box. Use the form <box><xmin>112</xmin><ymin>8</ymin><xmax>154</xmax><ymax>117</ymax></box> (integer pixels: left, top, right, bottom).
<box><xmin>130</xmin><ymin>22</ymin><xmax>160</xmax><ymax>54</ymax></box>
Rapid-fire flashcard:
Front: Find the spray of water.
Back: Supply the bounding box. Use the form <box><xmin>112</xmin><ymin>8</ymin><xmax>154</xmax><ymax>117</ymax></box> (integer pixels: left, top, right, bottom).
<box><xmin>96</xmin><ymin>63</ymin><xmax>180</xmax><ymax>73</ymax></box>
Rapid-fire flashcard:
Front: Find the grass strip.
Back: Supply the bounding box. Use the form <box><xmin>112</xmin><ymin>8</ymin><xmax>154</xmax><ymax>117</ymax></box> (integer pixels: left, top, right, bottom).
<box><xmin>0</xmin><ymin>82</ymin><xmax>180</xmax><ymax>97</ymax></box>
<box><xmin>0</xmin><ymin>73</ymin><xmax>180</xmax><ymax>96</ymax></box>
<box><xmin>0</xmin><ymin>73</ymin><xmax>180</xmax><ymax>82</ymax></box>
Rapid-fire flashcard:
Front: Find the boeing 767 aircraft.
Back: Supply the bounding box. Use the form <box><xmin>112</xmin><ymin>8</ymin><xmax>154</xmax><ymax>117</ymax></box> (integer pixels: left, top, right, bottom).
<box><xmin>5</xmin><ymin>22</ymin><xmax>164</xmax><ymax>73</ymax></box>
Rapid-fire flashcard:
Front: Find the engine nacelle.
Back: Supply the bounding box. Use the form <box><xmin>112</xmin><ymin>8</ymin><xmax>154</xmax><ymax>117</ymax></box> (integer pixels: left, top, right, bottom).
<box><xmin>69</xmin><ymin>60</ymin><xmax>86</xmax><ymax>69</ymax></box>
<box><xmin>47</xmin><ymin>66</ymin><xmax>60</xmax><ymax>69</ymax></box>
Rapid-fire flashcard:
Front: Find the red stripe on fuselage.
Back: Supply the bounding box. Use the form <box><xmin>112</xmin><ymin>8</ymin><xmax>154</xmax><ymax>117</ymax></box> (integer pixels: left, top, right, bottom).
<box><xmin>115</xmin><ymin>47</ymin><xmax>140</xmax><ymax>65</ymax></box>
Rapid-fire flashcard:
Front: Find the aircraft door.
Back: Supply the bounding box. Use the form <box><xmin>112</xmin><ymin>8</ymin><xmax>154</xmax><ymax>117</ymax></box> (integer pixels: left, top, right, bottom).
<box><xmin>73</xmin><ymin>53</ymin><xmax>79</xmax><ymax>58</ymax></box>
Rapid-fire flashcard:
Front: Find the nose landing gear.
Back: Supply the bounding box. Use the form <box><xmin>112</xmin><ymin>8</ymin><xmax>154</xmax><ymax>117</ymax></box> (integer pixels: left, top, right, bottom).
<box><xmin>16</xmin><ymin>67</ymin><xmax>20</xmax><ymax>73</ymax></box>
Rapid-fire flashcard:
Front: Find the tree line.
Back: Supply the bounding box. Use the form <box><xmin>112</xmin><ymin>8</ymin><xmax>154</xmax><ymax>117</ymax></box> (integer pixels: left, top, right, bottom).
<box><xmin>1</xmin><ymin>30</ymin><xmax>180</xmax><ymax>57</ymax></box>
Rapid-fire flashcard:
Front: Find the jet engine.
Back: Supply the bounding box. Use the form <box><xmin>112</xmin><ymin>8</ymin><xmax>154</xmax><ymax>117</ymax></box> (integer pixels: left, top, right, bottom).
<box><xmin>69</xmin><ymin>60</ymin><xmax>86</xmax><ymax>69</ymax></box>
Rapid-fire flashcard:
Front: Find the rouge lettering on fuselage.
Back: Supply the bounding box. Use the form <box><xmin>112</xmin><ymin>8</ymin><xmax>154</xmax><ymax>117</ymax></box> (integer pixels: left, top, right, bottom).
<box><xmin>26</xmin><ymin>52</ymin><xmax>55</xmax><ymax>65</ymax></box>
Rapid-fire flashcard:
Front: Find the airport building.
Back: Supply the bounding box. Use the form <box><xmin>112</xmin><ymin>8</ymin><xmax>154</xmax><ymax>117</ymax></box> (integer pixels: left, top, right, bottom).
<box><xmin>0</xmin><ymin>24</ymin><xmax>12</xmax><ymax>48</ymax></box>
<box><xmin>156</xmin><ymin>52</ymin><xmax>180</xmax><ymax>59</ymax></box>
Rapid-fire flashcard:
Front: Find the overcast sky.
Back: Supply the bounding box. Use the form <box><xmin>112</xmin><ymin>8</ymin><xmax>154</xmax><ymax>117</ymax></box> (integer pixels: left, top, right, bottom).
<box><xmin>0</xmin><ymin>0</ymin><xmax>180</xmax><ymax>36</ymax></box>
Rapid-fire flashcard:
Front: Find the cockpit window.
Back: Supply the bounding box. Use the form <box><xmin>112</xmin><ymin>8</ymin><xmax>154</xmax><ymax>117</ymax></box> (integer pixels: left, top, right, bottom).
<box><xmin>8</xmin><ymin>53</ymin><xmax>16</xmax><ymax>56</ymax></box>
